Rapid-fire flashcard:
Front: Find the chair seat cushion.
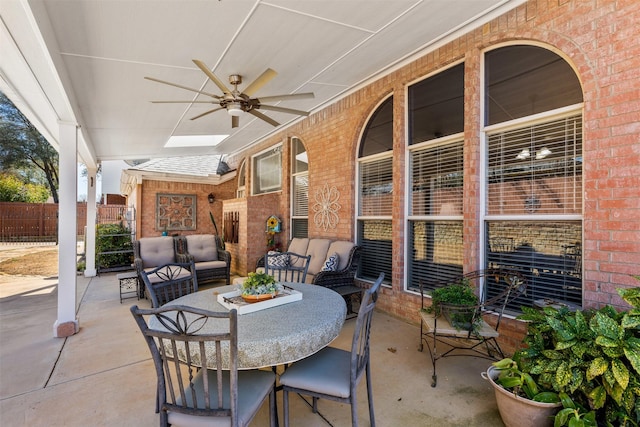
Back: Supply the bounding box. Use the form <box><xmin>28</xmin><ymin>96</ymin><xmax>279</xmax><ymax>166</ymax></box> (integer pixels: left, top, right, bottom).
<box><xmin>169</xmin><ymin>369</ymin><xmax>275</xmax><ymax>427</ymax></box>
<box><xmin>280</xmin><ymin>346</ymin><xmax>351</xmax><ymax>398</ymax></box>
<box><xmin>193</xmin><ymin>260</ymin><xmax>227</xmax><ymax>270</ymax></box>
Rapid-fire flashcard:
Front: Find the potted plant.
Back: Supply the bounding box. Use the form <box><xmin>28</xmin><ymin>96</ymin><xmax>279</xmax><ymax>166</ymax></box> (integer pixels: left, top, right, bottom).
<box><xmin>425</xmin><ymin>278</ymin><xmax>481</xmax><ymax>332</ymax></box>
<box><xmin>240</xmin><ymin>272</ymin><xmax>283</xmax><ymax>303</ymax></box>
<box><xmin>484</xmin><ymin>287</ymin><xmax>640</xmax><ymax>427</ymax></box>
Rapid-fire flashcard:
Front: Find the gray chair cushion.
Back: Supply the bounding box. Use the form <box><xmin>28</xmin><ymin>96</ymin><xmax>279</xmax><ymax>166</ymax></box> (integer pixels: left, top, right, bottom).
<box><xmin>193</xmin><ymin>260</ymin><xmax>227</xmax><ymax>271</ymax></box>
<box><xmin>279</xmin><ymin>346</ymin><xmax>350</xmax><ymax>398</ymax></box>
<box><xmin>186</xmin><ymin>234</ymin><xmax>218</xmax><ymax>262</ymax></box>
<box><xmin>169</xmin><ymin>369</ymin><xmax>275</xmax><ymax>427</ymax></box>
<box><xmin>139</xmin><ymin>236</ymin><xmax>176</xmax><ymax>268</ymax></box>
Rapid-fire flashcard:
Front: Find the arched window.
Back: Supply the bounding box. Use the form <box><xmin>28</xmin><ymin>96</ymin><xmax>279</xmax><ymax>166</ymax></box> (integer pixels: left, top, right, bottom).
<box><xmin>357</xmin><ymin>96</ymin><xmax>393</xmax><ymax>282</ymax></box>
<box><xmin>236</xmin><ymin>160</ymin><xmax>246</xmax><ymax>198</ymax></box>
<box><xmin>290</xmin><ymin>137</ymin><xmax>308</xmax><ymax>238</ymax></box>
<box><xmin>482</xmin><ymin>45</ymin><xmax>583</xmax><ymax>310</ymax></box>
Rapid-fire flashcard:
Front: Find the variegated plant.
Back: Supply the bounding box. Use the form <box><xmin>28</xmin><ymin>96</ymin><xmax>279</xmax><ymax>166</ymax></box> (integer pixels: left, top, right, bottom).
<box><xmin>514</xmin><ymin>287</ymin><xmax>640</xmax><ymax>427</ymax></box>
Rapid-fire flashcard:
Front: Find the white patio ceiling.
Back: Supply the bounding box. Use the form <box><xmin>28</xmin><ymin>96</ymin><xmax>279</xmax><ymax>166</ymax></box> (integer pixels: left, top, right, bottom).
<box><xmin>0</xmin><ymin>0</ymin><xmax>524</xmax><ymax>168</ymax></box>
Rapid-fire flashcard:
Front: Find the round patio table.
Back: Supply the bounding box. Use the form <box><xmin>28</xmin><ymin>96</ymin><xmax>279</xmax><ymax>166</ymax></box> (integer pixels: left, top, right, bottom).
<box><xmin>151</xmin><ymin>282</ymin><xmax>347</xmax><ymax>370</ymax></box>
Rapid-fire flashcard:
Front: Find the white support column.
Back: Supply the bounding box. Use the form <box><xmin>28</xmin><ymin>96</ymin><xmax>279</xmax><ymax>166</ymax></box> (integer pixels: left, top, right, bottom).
<box><xmin>84</xmin><ymin>167</ymin><xmax>97</xmax><ymax>277</ymax></box>
<box><xmin>54</xmin><ymin>121</ymin><xmax>79</xmax><ymax>338</ymax></box>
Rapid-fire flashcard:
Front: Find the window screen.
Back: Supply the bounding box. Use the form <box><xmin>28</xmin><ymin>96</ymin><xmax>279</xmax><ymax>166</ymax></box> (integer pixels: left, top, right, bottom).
<box><xmin>252</xmin><ymin>148</ymin><xmax>282</xmax><ymax>195</ymax></box>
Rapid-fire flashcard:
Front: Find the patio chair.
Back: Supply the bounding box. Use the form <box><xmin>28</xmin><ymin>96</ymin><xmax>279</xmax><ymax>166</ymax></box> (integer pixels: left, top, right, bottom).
<box><xmin>130</xmin><ymin>305</ymin><xmax>276</xmax><ymax>427</ymax></box>
<box><xmin>176</xmin><ymin>234</ymin><xmax>232</xmax><ymax>285</ymax></box>
<box><xmin>264</xmin><ymin>251</ymin><xmax>311</xmax><ymax>283</ymax></box>
<box><xmin>418</xmin><ymin>268</ymin><xmax>527</xmax><ymax>387</ymax></box>
<box><xmin>133</xmin><ymin>236</ymin><xmax>179</xmax><ymax>298</ymax></box>
<box><xmin>139</xmin><ymin>261</ymin><xmax>199</xmax><ymax>308</ymax></box>
<box><xmin>280</xmin><ymin>272</ymin><xmax>384</xmax><ymax>427</ymax></box>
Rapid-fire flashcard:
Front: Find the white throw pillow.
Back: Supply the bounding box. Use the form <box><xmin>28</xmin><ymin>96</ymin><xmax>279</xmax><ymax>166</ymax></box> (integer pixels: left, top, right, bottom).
<box><xmin>321</xmin><ymin>252</ymin><xmax>340</xmax><ymax>271</ymax></box>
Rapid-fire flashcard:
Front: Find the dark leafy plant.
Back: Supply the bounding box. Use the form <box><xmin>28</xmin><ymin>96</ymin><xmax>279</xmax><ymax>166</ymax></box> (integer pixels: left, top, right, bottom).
<box><xmin>96</xmin><ymin>223</ymin><xmax>133</xmax><ymax>269</ymax></box>
<box><xmin>425</xmin><ymin>278</ymin><xmax>482</xmax><ymax>332</ymax></box>
<box><xmin>514</xmin><ymin>287</ymin><xmax>640</xmax><ymax>427</ymax></box>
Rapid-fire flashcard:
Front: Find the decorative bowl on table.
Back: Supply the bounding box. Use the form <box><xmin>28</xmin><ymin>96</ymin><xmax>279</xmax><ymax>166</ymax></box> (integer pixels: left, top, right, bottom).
<box><xmin>240</xmin><ymin>272</ymin><xmax>283</xmax><ymax>303</ymax></box>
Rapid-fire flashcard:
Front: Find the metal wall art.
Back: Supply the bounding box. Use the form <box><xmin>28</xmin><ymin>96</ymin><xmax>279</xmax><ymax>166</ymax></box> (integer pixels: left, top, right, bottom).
<box><xmin>156</xmin><ymin>194</ymin><xmax>196</xmax><ymax>231</ymax></box>
<box><xmin>313</xmin><ymin>184</ymin><xmax>341</xmax><ymax>231</ymax></box>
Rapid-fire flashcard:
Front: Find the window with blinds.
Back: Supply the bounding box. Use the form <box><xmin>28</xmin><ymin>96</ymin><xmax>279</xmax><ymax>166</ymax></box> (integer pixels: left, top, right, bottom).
<box><xmin>357</xmin><ymin>156</ymin><xmax>393</xmax><ymax>282</ymax></box>
<box><xmin>359</xmin><ymin>157</ymin><xmax>393</xmax><ymax>216</ymax></box>
<box><xmin>252</xmin><ymin>147</ymin><xmax>282</xmax><ymax>195</ymax></box>
<box><xmin>486</xmin><ymin>114</ymin><xmax>583</xmax><ymax>216</ymax></box>
<box><xmin>291</xmin><ymin>138</ymin><xmax>308</xmax><ymax>238</ymax></box>
<box><xmin>483</xmin><ymin>45</ymin><xmax>583</xmax><ymax>311</ymax></box>
<box><xmin>357</xmin><ymin>96</ymin><xmax>393</xmax><ymax>283</ymax></box>
<box><xmin>408</xmin><ymin>140</ymin><xmax>464</xmax><ymax>291</ymax></box>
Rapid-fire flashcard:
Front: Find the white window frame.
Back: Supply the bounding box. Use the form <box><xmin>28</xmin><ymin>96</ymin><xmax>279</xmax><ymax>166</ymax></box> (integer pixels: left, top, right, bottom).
<box><xmin>251</xmin><ymin>145</ymin><xmax>282</xmax><ymax>196</ymax></box>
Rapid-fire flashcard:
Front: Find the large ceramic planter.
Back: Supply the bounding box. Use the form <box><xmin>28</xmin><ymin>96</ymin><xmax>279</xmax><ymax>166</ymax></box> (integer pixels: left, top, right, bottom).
<box><xmin>483</xmin><ymin>366</ymin><xmax>561</xmax><ymax>427</ymax></box>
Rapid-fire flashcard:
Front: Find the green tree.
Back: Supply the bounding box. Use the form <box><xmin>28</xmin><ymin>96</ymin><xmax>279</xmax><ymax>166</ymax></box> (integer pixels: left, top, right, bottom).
<box><xmin>0</xmin><ymin>173</ymin><xmax>49</xmax><ymax>202</ymax></box>
<box><xmin>0</xmin><ymin>92</ymin><xmax>59</xmax><ymax>202</ymax></box>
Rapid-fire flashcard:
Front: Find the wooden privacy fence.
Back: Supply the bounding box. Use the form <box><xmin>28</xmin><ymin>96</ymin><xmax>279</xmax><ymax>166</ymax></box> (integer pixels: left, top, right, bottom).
<box><xmin>0</xmin><ymin>202</ymin><xmax>130</xmax><ymax>242</ymax></box>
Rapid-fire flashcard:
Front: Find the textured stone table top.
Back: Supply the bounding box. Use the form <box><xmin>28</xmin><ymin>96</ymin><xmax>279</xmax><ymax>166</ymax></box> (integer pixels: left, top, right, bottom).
<box><xmin>153</xmin><ymin>282</ymin><xmax>347</xmax><ymax>369</ymax></box>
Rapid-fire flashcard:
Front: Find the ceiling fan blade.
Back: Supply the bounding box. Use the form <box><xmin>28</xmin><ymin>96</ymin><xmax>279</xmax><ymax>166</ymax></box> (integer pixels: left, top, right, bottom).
<box><xmin>151</xmin><ymin>101</ymin><xmax>219</xmax><ymax>104</ymax></box>
<box><xmin>248</xmin><ymin>109</ymin><xmax>280</xmax><ymax>127</ymax></box>
<box><xmin>256</xmin><ymin>92</ymin><xmax>315</xmax><ymax>103</ymax></box>
<box><xmin>144</xmin><ymin>77</ymin><xmax>220</xmax><ymax>99</ymax></box>
<box><xmin>193</xmin><ymin>59</ymin><xmax>232</xmax><ymax>95</ymax></box>
<box><xmin>256</xmin><ymin>104</ymin><xmax>310</xmax><ymax>116</ymax></box>
<box><xmin>190</xmin><ymin>107</ymin><xmax>225</xmax><ymax>120</ymax></box>
<box><xmin>242</xmin><ymin>68</ymin><xmax>277</xmax><ymax>97</ymax></box>
<box><xmin>231</xmin><ymin>115</ymin><xmax>239</xmax><ymax>128</ymax></box>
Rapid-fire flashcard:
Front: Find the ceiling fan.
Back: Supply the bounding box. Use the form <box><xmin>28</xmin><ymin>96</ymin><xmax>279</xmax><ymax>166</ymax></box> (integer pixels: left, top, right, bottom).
<box><xmin>145</xmin><ymin>59</ymin><xmax>314</xmax><ymax>128</ymax></box>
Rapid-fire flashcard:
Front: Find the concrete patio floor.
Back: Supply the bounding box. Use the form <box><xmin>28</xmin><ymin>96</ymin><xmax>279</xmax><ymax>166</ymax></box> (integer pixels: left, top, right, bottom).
<box><xmin>0</xmin><ymin>267</ymin><xmax>506</xmax><ymax>426</ymax></box>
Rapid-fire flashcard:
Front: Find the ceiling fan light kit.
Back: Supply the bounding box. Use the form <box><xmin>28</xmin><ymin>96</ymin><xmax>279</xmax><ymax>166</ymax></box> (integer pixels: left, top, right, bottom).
<box><xmin>146</xmin><ymin>59</ymin><xmax>314</xmax><ymax>128</ymax></box>
<box><xmin>227</xmin><ymin>102</ymin><xmax>244</xmax><ymax>116</ymax></box>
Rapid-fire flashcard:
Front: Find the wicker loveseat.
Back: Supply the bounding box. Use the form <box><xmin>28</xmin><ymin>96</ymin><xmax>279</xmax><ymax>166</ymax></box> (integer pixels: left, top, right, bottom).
<box><xmin>256</xmin><ymin>238</ymin><xmax>362</xmax><ymax>288</ymax></box>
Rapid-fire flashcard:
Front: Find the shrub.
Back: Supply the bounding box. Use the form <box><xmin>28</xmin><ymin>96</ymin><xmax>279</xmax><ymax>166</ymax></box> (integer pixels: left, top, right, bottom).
<box><xmin>515</xmin><ymin>287</ymin><xmax>640</xmax><ymax>426</ymax></box>
<box><xmin>96</xmin><ymin>223</ymin><xmax>133</xmax><ymax>270</ymax></box>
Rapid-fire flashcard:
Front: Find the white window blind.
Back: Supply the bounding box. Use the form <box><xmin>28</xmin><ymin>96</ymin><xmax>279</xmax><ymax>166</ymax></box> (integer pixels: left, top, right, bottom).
<box><xmin>410</xmin><ymin>142</ymin><xmax>464</xmax><ymax>216</ymax></box>
<box><xmin>408</xmin><ymin>140</ymin><xmax>464</xmax><ymax>291</ymax></box>
<box><xmin>292</xmin><ymin>175</ymin><xmax>308</xmax><ymax>217</ymax></box>
<box><xmin>485</xmin><ymin>113</ymin><xmax>583</xmax><ymax>311</ymax></box>
<box><xmin>486</xmin><ymin>114</ymin><xmax>582</xmax><ymax>216</ymax></box>
<box><xmin>359</xmin><ymin>156</ymin><xmax>393</xmax><ymax>216</ymax></box>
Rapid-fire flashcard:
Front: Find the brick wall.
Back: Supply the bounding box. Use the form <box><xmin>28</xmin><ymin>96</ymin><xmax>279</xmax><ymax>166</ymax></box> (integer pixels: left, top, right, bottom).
<box><xmin>138</xmin><ymin>179</ymin><xmax>236</xmax><ymax>238</ymax></box>
<box><xmin>202</xmin><ymin>0</ymin><xmax>638</xmax><ymax>355</ymax></box>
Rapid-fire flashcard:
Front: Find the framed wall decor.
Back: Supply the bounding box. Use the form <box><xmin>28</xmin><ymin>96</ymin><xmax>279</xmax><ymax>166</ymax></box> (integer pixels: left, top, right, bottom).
<box><xmin>156</xmin><ymin>193</ymin><xmax>196</xmax><ymax>231</ymax></box>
